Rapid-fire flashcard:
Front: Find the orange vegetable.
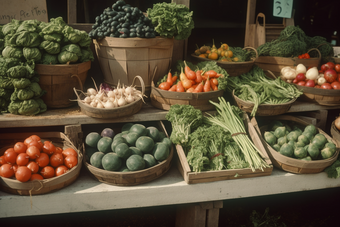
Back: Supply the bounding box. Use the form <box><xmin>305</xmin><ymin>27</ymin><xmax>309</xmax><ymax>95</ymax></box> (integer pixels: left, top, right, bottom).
<box><xmin>182</xmin><ymin>79</ymin><xmax>193</xmax><ymax>90</ymax></box>
<box><xmin>186</xmin><ymin>87</ymin><xmax>195</xmax><ymax>93</ymax></box>
<box><xmin>184</xmin><ymin>61</ymin><xmax>196</xmax><ymax>80</ymax></box>
<box><xmin>158</xmin><ymin>82</ymin><xmax>171</xmax><ymax>90</ymax></box>
<box><xmin>193</xmin><ymin>82</ymin><xmax>204</xmax><ymax>93</ymax></box>
<box><xmin>172</xmin><ymin>75</ymin><xmax>178</xmax><ymax>83</ymax></box>
<box><xmin>212</xmin><ymin>78</ymin><xmax>218</xmax><ymax>86</ymax></box>
<box><xmin>195</xmin><ymin>69</ymin><xmax>203</xmax><ymax>83</ymax></box>
<box><xmin>205</xmin><ymin>70</ymin><xmax>218</xmax><ymax>78</ymax></box>
<box><xmin>176</xmin><ymin>81</ymin><xmax>185</xmax><ymax>92</ymax></box>
<box><xmin>166</xmin><ymin>70</ymin><xmax>173</xmax><ymax>86</ymax></box>
<box><xmin>203</xmin><ymin>76</ymin><xmax>211</xmax><ymax>92</ymax></box>
<box><xmin>210</xmin><ymin>80</ymin><xmax>218</xmax><ymax>91</ymax></box>
<box><xmin>169</xmin><ymin>84</ymin><xmax>177</xmax><ymax>91</ymax></box>
<box><xmin>179</xmin><ymin>67</ymin><xmax>188</xmax><ymax>81</ymax></box>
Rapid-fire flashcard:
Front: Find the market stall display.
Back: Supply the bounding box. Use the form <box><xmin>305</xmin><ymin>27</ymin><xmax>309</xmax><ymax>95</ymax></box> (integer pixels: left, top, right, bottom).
<box><xmin>256</xmin><ymin>115</ymin><xmax>339</xmax><ymax>174</ymax></box>
<box><xmin>83</xmin><ymin>121</ymin><xmax>173</xmax><ymax>186</ymax></box>
<box><xmin>150</xmin><ymin>60</ymin><xmax>228</xmax><ymax>111</ymax></box>
<box><xmin>331</xmin><ymin>116</ymin><xmax>340</xmax><ymax>146</ymax></box>
<box><xmin>0</xmin><ymin>132</ymin><xmax>82</xmax><ymax>195</ymax></box>
<box><xmin>75</xmin><ymin>75</ymin><xmax>145</xmax><ymax>118</ymax></box>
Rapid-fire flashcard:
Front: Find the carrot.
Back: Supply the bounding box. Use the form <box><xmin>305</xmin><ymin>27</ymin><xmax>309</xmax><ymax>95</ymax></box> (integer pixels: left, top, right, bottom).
<box><xmin>184</xmin><ymin>60</ymin><xmax>196</xmax><ymax>80</ymax></box>
<box><xmin>166</xmin><ymin>70</ymin><xmax>173</xmax><ymax>86</ymax></box>
<box><xmin>195</xmin><ymin>69</ymin><xmax>203</xmax><ymax>83</ymax></box>
<box><xmin>182</xmin><ymin>79</ymin><xmax>193</xmax><ymax>90</ymax></box>
<box><xmin>211</xmin><ymin>78</ymin><xmax>218</xmax><ymax>86</ymax></box>
<box><xmin>204</xmin><ymin>70</ymin><xmax>218</xmax><ymax>78</ymax></box>
<box><xmin>193</xmin><ymin>82</ymin><xmax>204</xmax><ymax>93</ymax></box>
<box><xmin>179</xmin><ymin>67</ymin><xmax>188</xmax><ymax>81</ymax></box>
<box><xmin>203</xmin><ymin>76</ymin><xmax>211</xmax><ymax>92</ymax></box>
<box><xmin>186</xmin><ymin>87</ymin><xmax>195</xmax><ymax>93</ymax></box>
<box><xmin>172</xmin><ymin>75</ymin><xmax>178</xmax><ymax>83</ymax></box>
<box><xmin>158</xmin><ymin>82</ymin><xmax>171</xmax><ymax>90</ymax></box>
<box><xmin>210</xmin><ymin>80</ymin><xmax>218</xmax><ymax>91</ymax></box>
<box><xmin>176</xmin><ymin>81</ymin><xmax>185</xmax><ymax>92</ymax></box>
<box><xmin>169</xmin><ymin>84</ymin><xmax>177</xmax><ymax>91</ymax></box>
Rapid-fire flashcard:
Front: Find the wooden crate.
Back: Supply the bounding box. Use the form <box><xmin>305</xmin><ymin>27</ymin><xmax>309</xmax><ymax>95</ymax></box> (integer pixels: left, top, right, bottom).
<box><xmin>176</xmin><ymin>114</ymin><xmax>273</xmax><ymax>184</ymax></box>
<box><xmin>36</xmin><ymin>61</ymin><xmax>91</xmax><ymax>108</ymax></box>
<box><xmin>83</xmin><ymin>121</ymin><xmax>174</xmax><ymax>186</ymax></box>
<box><xmin>253</xmin><ymin>115</ymin><xmax>340</xmax><ymax>174</ymax></box>
<box><xmin>0</xmin><ymin>132</ymin><xmax>83</xmax><ymax>195</ymax></box>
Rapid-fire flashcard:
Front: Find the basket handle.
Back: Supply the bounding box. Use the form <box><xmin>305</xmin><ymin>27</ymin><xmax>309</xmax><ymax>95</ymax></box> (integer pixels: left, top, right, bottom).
<box><xmin>307</xmin><ymin>48</ymin><xmax>322</xmax><ymax>60</ymax></box>
<box><xmin>243</xmin><ymin>46</ymin><xmax>259</xmax><ymax>60</ymax></box>
<box><xmin>71</xmin><ymin>74</ymin><xmax>84</xmax><ymax>91</ymax></box>
<box><xmin>131</xmin><ymin>75</ymin><xmax>145</xmax><ymax>96</ymax></box>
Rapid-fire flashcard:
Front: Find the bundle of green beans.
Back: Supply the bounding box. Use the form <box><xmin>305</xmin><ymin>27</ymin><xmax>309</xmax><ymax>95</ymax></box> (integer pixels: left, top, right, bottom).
<box><xmin>226</xmin><ymin>65</ymin><xmax>303</xmax><ymax>116</ymax></box>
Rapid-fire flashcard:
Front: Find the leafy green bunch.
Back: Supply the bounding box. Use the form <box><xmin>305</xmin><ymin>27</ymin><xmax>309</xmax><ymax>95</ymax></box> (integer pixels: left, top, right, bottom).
<box><xmin>147</xmin><ymin>2</ymin><xmax>194</xmax><ymax>40</ymax></box>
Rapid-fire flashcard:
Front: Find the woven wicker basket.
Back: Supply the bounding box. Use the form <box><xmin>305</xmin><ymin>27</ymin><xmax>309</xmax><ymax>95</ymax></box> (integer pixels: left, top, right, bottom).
<box><xmin>331</xmin><ymin>120</ymin><xmax>340</xmax><ymax>147</ymax></box>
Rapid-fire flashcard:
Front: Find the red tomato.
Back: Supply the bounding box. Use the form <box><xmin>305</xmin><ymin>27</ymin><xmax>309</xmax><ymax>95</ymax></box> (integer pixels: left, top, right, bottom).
<box><xmin>62</xmin><ymin>148</ymin><xmax>78</xmax><ymax>158</ymax></box>
<box><xmin>324</xmin><ymin>62</ymin><xmax>335</xmax><ymax>70</ymax></box>
<box><xmin>314</xmin><ymin>85</ymin><xmax>321</xmax><ymax>88</ymax></box>
<box><xmin>27</xmin><ymin>140</ymin><xmax>43</xmax><ymax>152</ymax></box>
<box><xmin>321</xmin><ymin>83</ymin><xmax>332</xmax><ymax>89</ymax></box>
<box><xmin>305</xmin><ymin>80</ymin><xmax>315</xmax><ymax>87</ymax></box>
<box><xmin>40</xmin><ymin>166</ymin><xmax>55</xmax><ymax>179</ymax></box>
<box><xmin>15</xmin><ymin>166</ymin><xmax>32</xmax><ymax>182</ymax></box>
<box><xmin>0</xmin><ymin>164</ymin><xmax>15</xmax><ymax>178</ymax></box>
<box><xmin>24</xmin><ymin>135</ymin><xmax>40</xmax><ymax>146</ymax></box>
<box><xmin>35</xmin><ymin>153</ymin><xmax>49</xmax><ymax>168</ymax></box>
<box><xmin>335</xmin><ymin>64</ymin><xmax>340</xmax><ymax>73</ymax></box>
<box><xmin>16</xmin><ymin>153</ymin><xmax>30</xmax><ymax>166</ymax></box>
<box><xmin>12</xmin><ymin>164</ymin><xmax>18</xmax><ymax>173</ymax></box>
<box><xmin>55</xmin><ymin>147</ymin><xmax>63</xmax><ymax>154</ymax></box>
<box><xmin>42</xmin><ymin>141</ymin><xmax>56</xmax><ymax>155</ymax></box>
<box><xmin>64</xmin><ymin>155</ymin><xmax>78</xmax><ymax>169</ymax></box>
<box><xmin>297</xmin><ymin>81</ymin><xmax>306</xmax><ymax>86</ymax></box>
<box><xmin>55</xmin><ymin>165</ymin><xmax>69</xmax><ymax>176</ymax></box>
<box><xmin>26</xmin><ymin>146</ymin><xmax>41</xmax><ymax>160</ymax></box>
<box><xmin>321</xmin><ymin>64</ymin><xmax>327</xmax><ymax>72</ymax></box>
<box><xmin>0</xmin><ymin>155</ymin><xmax>6</xmax><ymax>165</ymax></box>
<box><xmin>26</xmin><ymin>161</ymin><xmax>39</xmax><ymax>174</ymax></box>
<box><xmin>293</xmin><ymin>78</ymin><xmax>298</xmax><ymax>84</ymax></box>
<box><xmin>296</xmin><ymin>73</ymin><xmax>306</xmax><ymax>82</ymax></box>
<box><xmin>50</xmin><ymin>153</ymin><xmax>64</xmax><ymax>168</ymax></box>
<box><xmin>331</xmin><ymin>81</ymin><xmax>340</xmax><ymax>89</ymax></box>
<box><xmin>4</xmin><ymin>149</ymin><xmax>18</xmax><ymax>165</ymax></box>
<box><xmin>324</xmin><ymin>69</ymin><xmax>338</xmax><ymax>83</ymax></box>
<box><xmin>30</xmin><ymin>173</ymin><xmax>44</xmax><ymax>181</ymax></box>
<box><xmin>13</xmin><ymin>142</ymin><xmax>27</xmax><ymax>154</ymax></box>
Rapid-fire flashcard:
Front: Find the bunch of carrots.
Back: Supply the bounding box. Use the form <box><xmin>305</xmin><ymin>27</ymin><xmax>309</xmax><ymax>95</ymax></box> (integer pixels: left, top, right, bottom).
<box><xmin>158</xmin><ymin>61</ymin><xmax>221</xmax><ymax>93</ymax></box>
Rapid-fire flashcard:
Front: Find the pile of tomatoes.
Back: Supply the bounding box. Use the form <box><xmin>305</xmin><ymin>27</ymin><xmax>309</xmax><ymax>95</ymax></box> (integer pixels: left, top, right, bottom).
<box><xmin>0</xmin><ymin>135</ymin><xmax>78</xmax><ymax>182</ymax></box>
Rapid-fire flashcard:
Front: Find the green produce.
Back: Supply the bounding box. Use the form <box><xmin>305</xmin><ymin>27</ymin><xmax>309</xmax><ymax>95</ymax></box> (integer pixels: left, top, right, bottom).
<box><xmin>39</xmin><ymin>40</ymin><xmax>60</xmax><ymax>54</ymax></box>
<box><xmin>7</xmin><ymin>98</ymin><xmax>46</xmax><ymax>115</ymax></box>
<box><xmin>272</xmin><ymin>144</ymin><xmax>281</xmax><ymax>151</ymax></box>
<box><xmin>79</xmin><ymin>47</ymin><xmax>94</xmax><ymax>63</ymax></box>
<box><xmin>0</xmin><ymin>76</ymin><xmax>14</xmax><ymax>89</ymax></box>
<box><xmin>121</xmin><ymin>123</ymin><xmax>134</xmax><ymax>132</ymax></box>
<box><xmin>274</xmin><ymin>126</ymin><xmax>286</xmax><ymax>138</ymax></box>
<box><xmin>300</xmin><ymin>156</ymin><xmax>312</xmax><ymax>161</ymax></box>
<box><xmin>287</xmin><ymin>130</ymin><xmax>301</xmax><ymax>142</ymax></box>
<box><xmin>126</xmin><ymin>154</ymin><xmax>145</xmax><ymax>171</ymax></box>
<box><xmin>269</xmin><ymin>120</ymin><xmax>284</xmax><ymax>131</ymax></box>
<box><xmin>302</xmin><ymin>131</ymin><xmax>314</xmax><ymax>141</ymax></box>
<box><xmin>146</xmin><ymin>126</ymin><xmax>160</xmax><ymax>142</ymax></box>
<box><xmin>16</xmin><ymin>19</ymin><xmax>41</xmax><ymax>33</ymax></box>
<box><xmin>2</xmin><ymin>46</ymin><xmax>23</xmax><ymax>59</ymax></box>
<box><xmin>97</xmin><ymin>137</ymin><xmax>113</xmax><ymax>153</ymax></box>
<box><xmin>101</xmin><ymin>153</ymin><xmax>122</xmax><ymax>171</ymax></box>
<box><xmin>129</xmin><ymin>124</ymin><xmax>147</xmax><ymax>137</ymax></box>
<box><xmin>160</xmin><ymin>137</ymin><xmax>172</xmax><ymax>149</ymax></box>
<box><xmin>125</xmin><ymin>132</ymin><xmax>139</xmax><ymax>146</ymax></box>
<box><xmin>62</xmin><ymin>25</ymin><xmax>82</xmax><ymax>43</ymax></box>
<box><xmin>0</xmin><ymin>57</ymin><xmax>21</xmax><ymax>76</ymax></box>
<box><xmin>40</xmin><ymin>53</ymin><xmax>58</xmax><ymax>65</ymax></box>
<box><xmin>147</xmin><ymin>2</ymin><xmax>194</xmax><ymax>40</ymax></box>
<box><xmin>264</xmin><ymin>131</ymin><xmax>276</xmax><ymax>146</ymax></box>
<box><xmin>16</xmin><ymin>31</ymin><xmax>41</xmax><ymax>47</ymax></box>
<box><xmin>310</xmin><ymin>134</ymin><xmax>327</xmax><ymax>149</ymax></box>
<box><xmin>7</xmin><ymin>65</ymin><xmax>34</xmax><ymax>79</ymax></box>
<box><xmin>307</xmin><ymin>143</ymin><xmax>320</xmax><ymax>160</ymax></box>
<box><xmin>304</xmin><ymin>124</ymin><xmax>318</xmax><ymax>136</ymax></box>
<box><xmin>2</xmin><ymin>19</ymin><xmax>22</xmax><ymax>36</ymax></box>
<box><xmin>297</xmin><ymin>134</ymin><xmax>310</xmax><ymax>145</ymax></box>
<box><xmin>85</xmin><ymin>132</ymin><xmax>102</xmax><ymax>148</ymax></box>
<box><xmin>0</xmin><ymin>87</ymin><xmax>12</xmax><ymax>100</ymax></box>
<box><xmin>130</xmin><ymin>146</ymin><xmax>143</xmax><ymax>157</ymax></box>
<box><xmin>115</xmin><ymin>142</ymin><xmax>132</xmax><ymax>159</ymax></box>
<box><xmin>143</xmin><ymin>154</ymin><xmax>157</xmax><ymax>168</ymax></box>
<box><xmin>152</xmin><ymin>143</ymin><xmax>169</xmax><ymax>162</ymax></box>
<box><xmin>85</xmin><ymin>145</ymin><xmax>97</xmax><ymax>162</ymax></box>
<box><xmin>294</xmin><ymin>146</ymin><xmax>307</xmax><ymax>159</ymax></box>
<box><xmin>111</xmin><ymin>137</ymin><xmax>127</xmax><ymax>152</ymax></box>
<box><xmin>320</xmin><ymin>147</ymin><xmax>336</xmax><ymax>160</ymax></box>
<box><xmin>325</xmin><ymin>159</ymin><xmax>340</xmax><ymax>178</ymax></box>
<box><xmin>23</xmin><ymin>47</ymin><xmax>42</xmax><ymax>61</ymax></box>
<box><xmin>135</xmin><ymin>136</ymin><xmax>154</xmax><ymax>154</ymax></box>
<box><xmin>57</xmin><ymin>43</ymin><xmax>82</xmax><ymax>63</ymax></box>
<box><xmin>11</xmin><ymin>82</ymin><xmax>44</xmax><ymax>101</ymax></box>
<box><xmin>43</xmin><ymin>33</ymin><xmax>63</xmax><ymax>42</ymax></box>
<box><xmin>119</xmin><ymin>164</ymin><xmax>130</xmax><ymax>172</ymax></box>
<box><xmin>90</xmin><ymin>151</ymin><xmax>105</xmax><ymax>168</ymax></box>
<box><xmin>279</xmin><ymin>143</ymin><xmax>294</xmax><ymax>157</ymax></box>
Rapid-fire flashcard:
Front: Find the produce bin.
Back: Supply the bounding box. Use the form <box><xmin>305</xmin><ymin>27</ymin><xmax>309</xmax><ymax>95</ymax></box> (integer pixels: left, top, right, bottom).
<box><xmin>0</xmin><ymin>132</ymin><xmax>83</xmax><ymax>195</ymax></box>
<box><xmin>293</xmin><ymin>84</ymin><xmax>340</xmax><ymax>106</ymax></box>
<box><xmin>331</xmin><ymin>120</ymin><xmax>340</xmax><ymax>147</ymax></box>
<box><xmin>253</xmin><ymin>115</ymin><xmax>339</xmax><ymax>174</ymax></box>
<box><xmin>36</xmin><ymin>61</ymin><xmax>91</xmax><ymax>109</ymax></box>
<box><xmin>83</xmin><ymin>121</ymin><xmax>173</xmax><ymax>186</ymax></box>
<box><xmin>93</xmin><ymin>36</ymin><xmax>174</xmax><ymax>96</ymax></box>
<box><xmin>176</xmin><ymin>113</ymin><xmax>273</xmax><ymax>184</ymax></box>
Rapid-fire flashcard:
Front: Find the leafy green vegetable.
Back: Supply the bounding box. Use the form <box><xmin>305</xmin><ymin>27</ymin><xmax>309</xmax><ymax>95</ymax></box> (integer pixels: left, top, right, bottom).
<box><xmin>39</xmin><ymin>40</ymin><xmax>61</xmax><ymax>54</ymax></box>
<box><xmin>40</xmin><ymin>53</ymin><xmax>58</xmax><ymax>65</ymax></box>
<box><xmin>8</xmin><ymin>98</ymin><xmax>46</xmax><ymax>116</ymax></box>
<box><xmin>279</xmin><ymin>143</ymin><xmax>294</xmax><ymax>157</ymax></box>
<box><xmin>325</xmin><ymin>159</ymin><xmax>340</xmax><ymax>179</ymax></box>
<box><xmin>2</xmin><ymin>46</ymin><xmax>23</xmax><ymax>59</ymax></box>
<box><xmin>2</xmin><ymin>19</ymin><xmax>22</xmax><ymax>36</ymax></box>
<box><xmin>264</xmin><ymin>131</ymin><xmax>277</xmax><ymax>146</ymax></box>
<box><xmin>147</xmin><ymin>2</ymin><xmax>194</xmax><ymax>40</ymax></box>
<box><xmin>58</xmin><ymin>44</ymin><xmax>82</xmax><ymax>64</ymax></box>
<box><xmin>23</xmin><ymin>47</ymin><xmax>42</xmax><ymax>62</ymax></box>
<box><xmin>11</xmin><ymin>78</ymin><xmax>31</xmax><ymax>89</ymax></box>
<box><xmin>0</xmin><ymin>76</ymin><xmax>14</xmax><ymax>89</ymax></box>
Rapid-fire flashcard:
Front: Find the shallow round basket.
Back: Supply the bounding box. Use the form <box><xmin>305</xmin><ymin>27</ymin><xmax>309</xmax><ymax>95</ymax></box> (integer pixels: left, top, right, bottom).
<box><xmin>332</xmin><ymin>57</ymin><xmax>340</xmax><ymax>64</ymax></box>
<box><xmin>232</xmin><ymin>90</ymin><xmax>296</xmax><ymax>116</ymax></box>
<box><xmin>293</xmin><ymin>84</ymin><xmax>340</xmax><ymax>106</ymax></box>
<box><xmin>75</xmin><ymin>75</ymin><xmax>145</xmax><ymax>118</ymax></box>
<box><xmin>191</xmin><ymin>47</ymin><xmax>258</xmax><ymax>77</ymax></box>
<box><xmin>0</xmin><ymin>132</ymin><xmax>82</xmax><ymax>195</ymax></box>
<box><xmin>150</xmin><ymin>82</ymin><xmax>224</xmax><ymax>111</ymax></box>
<box><xmin>258</xmin><ymin>115</ymin><xmax>339</xmax><ymax>174</ymax></box>
<box><xmin>83</xmin><ymin>145</ymin><xmax>174</xmax><ymax>186</ymax></box>
<box><xmin>331</xmin><ymin>120</ymin><xmax>340</xmax><ymax>147</ymax></box>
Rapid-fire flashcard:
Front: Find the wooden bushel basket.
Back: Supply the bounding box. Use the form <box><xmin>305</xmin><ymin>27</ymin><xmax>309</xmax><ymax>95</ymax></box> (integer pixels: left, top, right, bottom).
<box><xmin>36</xmin><ymin>61</ymin><xmax>91</xmax><ymax>109</ymax></box>
<box><xmin>191</xmin><ymin>47</ymin><xmax>258</xmax><ymax>77</ymax></box>
<box><xmin>255</xmin><ymin>48</ymin><xmax>321</xmax><ymax>78</ymax></box>
<box><xmin>0</xmin><ymin>132</ymin><xmax>83</xmax><ymax>195</ymax></box>
<box><xmin>293</xmin><ymin>84</ymin><xmax>340</xmax><ymax>106</ymax></box>
<box><xmin>176</xmin><ymin>113</ymin><xmax>273</xmax><ymax>184</ymax></box>
<box><xmin>150</xmin><ymin>82</ymin><xmax>224</xmax><ymax>111</ymax></box>
<box><xmin>331</xmin><ymin>120</ymin><xmax>340</xmax><ymax>147</ymax></box>
<box><xmin>75</xmin><ymin>75</ymin><xmax>145</xmax><ymax>119</ymax></box>
<box><xmin>253</xmin><ymin>115</ymin><xmax>340</xmax><ymax>174</ymax></box>
<box><xmin>93</xmin><ymin>36</ymin><xmax>174</xmax><ymax>96</ymax></box>
<box><xmin>232</xmin><ymin>90</ymin><xmax>296</xmax><ymax>116</ymax></box>
<box><xmin>83</xmin><ymin>121</ymin><xmax>174</xmax><ymax>186</ymax></box>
